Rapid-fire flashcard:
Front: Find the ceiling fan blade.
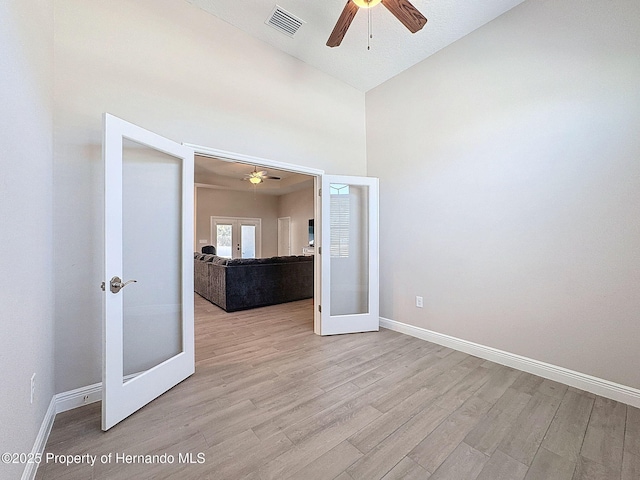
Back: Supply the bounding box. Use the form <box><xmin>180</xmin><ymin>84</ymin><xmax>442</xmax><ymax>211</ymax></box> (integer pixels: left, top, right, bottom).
<box><xmin>264</xmin><ymin>176</ymin><xmax>281</xmax><ymax>180</ymax></box>
<box><xmin>327</xmin><ymin>1</ymin><xmax>359</xmax><ymax>48</ymax></box>
<box><xmin>381</xmin><ymin>0</ymin><xmax>427</xmax><ymax>33</ymax></box>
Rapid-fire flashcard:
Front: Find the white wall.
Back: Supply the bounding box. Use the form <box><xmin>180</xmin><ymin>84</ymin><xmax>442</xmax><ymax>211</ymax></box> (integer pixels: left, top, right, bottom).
<box><xmin>196</xmin><ymin>185</ymin><xmax>314</xmax><ymax>258</ymax></box>
<box><xmin>277</xmin><ymin>188</ymin><xmax>315</xmax><ymax>255</ymax></box>
<box><xmin>196</xmin><ymin>187</ymin><xmax>280</xmax><ymax>258</ymax></box>
<box><xmin>53</xmin><ymin>0</ymin><xmax>366</xmax><ymax>392</ymax></box>
<box><xmin>367</xmin><ymin>0</ymin><xmax>640</xmax><ymax>389</ymax></box>
<box><xmin>0</xmin><ymin>0</ymin><xmax>54</xmax><ymax>476</ymax></box>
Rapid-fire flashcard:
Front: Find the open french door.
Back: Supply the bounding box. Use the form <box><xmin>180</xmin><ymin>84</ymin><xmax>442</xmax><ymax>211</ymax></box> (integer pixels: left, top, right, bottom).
<box><xmin>102</xmin><ymin>114</ymin><xmax>195</xmax><ymax>430</ymax></box>
<box><xmin>318</xmin><ymin>175</ymin><xmax>379</xmax><ymax>335</ymax></box>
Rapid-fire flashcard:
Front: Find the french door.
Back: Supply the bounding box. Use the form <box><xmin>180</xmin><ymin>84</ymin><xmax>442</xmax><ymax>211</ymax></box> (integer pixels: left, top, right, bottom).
<box><xmin>211</xmin><ymin>216</ymin><xmax>262</xmax><ymax>259</ymax></box>
<box><xmin>102</xmin><ymin>114</ymin><xmax>194</xmax><ymax>430</ymax></box>
<box><xmin>318</xmin><ymin>175</ymin><xmax>379</xmax><ymax>335</ymax></box>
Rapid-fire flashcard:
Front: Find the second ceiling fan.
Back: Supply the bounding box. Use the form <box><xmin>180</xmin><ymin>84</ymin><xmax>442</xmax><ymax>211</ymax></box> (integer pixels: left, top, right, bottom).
<box><xmin>243</xmin><ymin>166</ymin><xmax>281</xmax><ymax>185</ymax></box>
<box><xmin>327</xmin><ymin>0</ymin><xmax>427</xmax><ymax>48</ymax></box>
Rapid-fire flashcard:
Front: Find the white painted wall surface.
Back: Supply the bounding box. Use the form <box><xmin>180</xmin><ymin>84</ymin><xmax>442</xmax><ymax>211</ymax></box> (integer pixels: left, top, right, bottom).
<box><xmin>53</xmin><ymin>0</ymin><xmax>366</xmax><ymax>392</ymax></box>
<box><xmin>367</xmin><ymin>0</ymin><xmax>640</xmax><ymax>389</ymax></box>
<box><xmin>196</xmin><ymin>187</ymin><xmax>280</xmax><ymax>258</ymax></box>
<box><xmin>0</xmin><ymin>0</ymin><xmax>55</xmax><ymax>476</ymax></box>
<box><xmin>277</xmin><ymin>188</ymin><xmax>315</xmax><ymax>255</ymax></box>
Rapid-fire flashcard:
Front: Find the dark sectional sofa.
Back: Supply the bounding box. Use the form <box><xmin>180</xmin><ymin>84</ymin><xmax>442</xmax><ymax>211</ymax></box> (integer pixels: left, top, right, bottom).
<box><xmin>194</xmin><ymin>253</ymin><xmax>314</xmax><ymax>312</ymax></box>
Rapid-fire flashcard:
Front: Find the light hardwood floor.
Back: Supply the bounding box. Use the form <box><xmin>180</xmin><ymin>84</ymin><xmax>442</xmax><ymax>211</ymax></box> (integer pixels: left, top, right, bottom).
<box><xmin>37</xmin><ymin>295</ymin><xmax>639</xmax><ymax>479</ymax></box>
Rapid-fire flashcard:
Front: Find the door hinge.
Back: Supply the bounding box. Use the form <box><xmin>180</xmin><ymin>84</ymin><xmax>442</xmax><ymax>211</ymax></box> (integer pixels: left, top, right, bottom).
<box><xmin>318</xmin><ymin>246</ymin><xmax>321</xmax><ymax>255</ymax></box>
<box><xmin>318</xmin><ymin>305</ymin><xmax>321</xmax><ymax>313</ymax></box>
<box><xmin>100</xmin><ymin>281</ymin><xmax>105</xmax><ymax>291</ymax></box>
<box><xmin>318</xmin><ymin>188</ymin><xmax>322</xmax><ymax>197</ymax></box>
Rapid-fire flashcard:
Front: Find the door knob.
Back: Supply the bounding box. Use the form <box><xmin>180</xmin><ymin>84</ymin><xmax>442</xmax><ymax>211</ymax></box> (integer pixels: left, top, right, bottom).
<box><xmin>109</xmin><ymin>276</ymin><xmax>137</xmax><ymax>294</ymax></box>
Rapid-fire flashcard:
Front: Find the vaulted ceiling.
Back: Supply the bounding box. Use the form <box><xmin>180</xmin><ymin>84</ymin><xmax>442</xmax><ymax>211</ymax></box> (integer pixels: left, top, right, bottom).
<box><xmin>187</xmin><ymin>0</ymin><xmax>526</xmax><ymax>91</ymax></box>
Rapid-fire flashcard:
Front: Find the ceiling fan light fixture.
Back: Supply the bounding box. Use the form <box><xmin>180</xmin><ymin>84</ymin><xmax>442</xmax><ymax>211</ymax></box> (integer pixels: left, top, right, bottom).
<box><xmin>249</xmin><ymin>176</ymin><xmax>262</xmax><ymax>184</ymax></box>
<box><xmin>352</xmin><ymin>0</ymin><xmax>382</xmax><ymax>8</ymax></box>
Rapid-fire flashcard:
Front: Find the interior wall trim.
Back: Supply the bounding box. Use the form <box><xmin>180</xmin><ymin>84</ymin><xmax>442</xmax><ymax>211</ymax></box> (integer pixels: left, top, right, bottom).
<box><xmin>55</xmin><ymin>371</ymin><xmax>143</xmax><ymax>414</ymax></box>
<box><xmin>55</xmin><ymin>382</ymin><xmax>102</xmax><ymax>414</ymax></box>
<box><xmin>26</xmin><ymin>373</ymin><xmax>146</xmax><ymax>478</ymax></box>
<box><xmin>22</xmin><ymin>397</ymin><xmax>56</xmax><ymax>480</ymax></box>
<box><xmin>380</xmin><ymin>316</ymin><xmax>640</xmax><ymax>409</ymax></box>
<box><xmin>186</xmin><ymin>143</ymin><xmax>325</xmax><ymax>177</ymax></box>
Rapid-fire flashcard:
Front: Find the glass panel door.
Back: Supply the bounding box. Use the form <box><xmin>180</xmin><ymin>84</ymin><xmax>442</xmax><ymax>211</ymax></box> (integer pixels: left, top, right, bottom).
<box><xmin>103</xmin><ymin>113</ymin><xmax>194</xmax><ymax>430</ymax></box>
<box><xmin>215</xmin><ymin>223</ymin><xmax>233</xmax><ymax>258</ymax></box>
<box><xmin>122</xmin><ymin>139</ymin><xmax>183</xmax><ymax>379</ymax></box>
<box><xmin>319</xmin><ymin>175</ymin><xmax>379</xmax><ymax>335</ymax></box>
<box><xmin>211</xmin><ymin>217</ymin><xmax>261</xmax><ymax>259</ymax></box>
<box><xmin>241</xmin><ymin>224</ymin><xmax>256</xmax><ymax>258</ymax></box>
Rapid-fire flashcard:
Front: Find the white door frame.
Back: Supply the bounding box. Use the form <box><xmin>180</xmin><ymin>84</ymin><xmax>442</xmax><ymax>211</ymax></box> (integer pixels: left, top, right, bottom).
<box><xmin>187</xmin><ymin>144</ymin><xmax>324</xmax><ymax>331</ymax></box>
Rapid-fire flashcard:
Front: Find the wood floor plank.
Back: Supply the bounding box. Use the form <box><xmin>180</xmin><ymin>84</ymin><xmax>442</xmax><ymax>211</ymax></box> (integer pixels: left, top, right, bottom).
<box><xmin>251</xmin><ymin>381</ymin><xmax>361</xmax><ymax>441</ymax></box>
<box><xmin>476</xmin><ymin>450</ymin><xmax>528</xmax><ymax>480</ymax></box>
<box><xmin>625</xmin><ymin>406</ymin><xmax>640</xmax><ymax>455</ymax></box>
<box><xmin>541</xmin><ymin>390</ymin><xmax>594</xmax><ymax>461</ymax></box>
<box><xmin>497</xmin><ymin>392</ymin><xmax>562</xmax><ymax>466</ymax></box>
<box><xmin>622</xmin><ymin>451</ymin><xmax>640</xmax><ymax>480</ymax></box>
<box><xmin>523</xmin><ymin>447</ymin><xmax>576</xmax><ymax>480</ymax></box>
<box><xmin>204</xmin><ymin>431</ymin><xmax>293</xmax><ymax>480</ymax></box>
<box><xmin>283</xmin><ymin>440</ymin><xmax>363</xmax><ymax>480</ymax></box>
<box><xmin>433</xmin><ymin>364</ymin><xmax>492</xmax><ymax>411</ymax></box>
<box><xmin>492</xmin><ymin>387</ymin><xmax>533</xmax><ymax>417</ymax></box>
<box><xmin>258</xmin><ymin>406</ymin><xmax>381</xmax><ymax>480</ymax></box>
<box><xmin>465</xmin><ymin>405</ymin><xmax>521</xmax><ymax>456</ymax></box>
<box><xmin>409</xmin><ymin>395</ymin><xmax>492</xmax><ymax>473</ymax></box>
<box><xmin>369</xmin><ymin>350</ymin><xmax>469</xmax><ymax>413</ymax></box>
<box><xmin>380</xmin><ymin>457</ymin><xmax>431</xmax><ymax>480</ymax></box>
<box><xmin>511</xmin><ymin>372</ymin><xmax>545</xmax><ymax>395</ymax></box>
<box><xmin>348</xmin><ymin>386</ymin><xmax>441</xmax><ymax>454</ymax></box>
<box><xmin>537</xmin><ymin>379</ymin><xmax>569</xmax><ymax>400</ymax></box>
<box><xmin>474</xmin><ymin>365</ymin><xmax>521</xmax><ymax>405</ymax></box>
<box><xmin>346</xmin><ymin>402</ymin><xmax>450</xmax><ymax>479</ymax></box>
<box><xmin>572</xmin><ymin>455</ymin><xmax>621</xmax><ymax>480</ymax></box>
<box><xmin>580</xmin><ymin>396</ymin><xmax>626</xmax><ymax>472</ymax></box>
<box><xmin>428</xmin><ymin>442</ymin><xmax>489</xmax><ymax>480</ymax></box>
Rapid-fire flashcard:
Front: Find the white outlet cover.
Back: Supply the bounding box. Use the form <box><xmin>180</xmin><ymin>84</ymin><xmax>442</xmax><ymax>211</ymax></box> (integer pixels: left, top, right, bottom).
<box><xmin>30</xmin><ymin>373</ymin><xmax>36</xmax><ymax>404</ymax></box>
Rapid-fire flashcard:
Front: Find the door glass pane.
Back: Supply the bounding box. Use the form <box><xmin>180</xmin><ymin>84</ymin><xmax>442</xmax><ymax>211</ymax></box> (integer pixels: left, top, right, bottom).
<box><xmin>216</xmin><ymin>224</ymin><xmax>232</xmax><ymax>258</ymax></box>
<box><xmin>241</xmin><ymin>225</ymin><xmax>256</xmax><ymax>258</ymax></box>
<box><xmin>122</xmin><ymin>139</ymin><xmax>183</xmax><ymax>380</ymax></box>
<box><xmin>330</xmin><ymin>183</ymin><xmax>369</xmax><ymax>316</ymax></box>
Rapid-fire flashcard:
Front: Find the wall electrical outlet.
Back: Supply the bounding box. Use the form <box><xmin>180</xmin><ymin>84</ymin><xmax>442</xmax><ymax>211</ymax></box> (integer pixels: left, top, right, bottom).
<box><xmin>416</xmin><ymin>296</ymin><xmax>424</xmax><ymax>308</ymax></box>
<box><xmin>30</xmin><ymin>373</ymin><xmax>36</xmax><ymax>404</ymax></box>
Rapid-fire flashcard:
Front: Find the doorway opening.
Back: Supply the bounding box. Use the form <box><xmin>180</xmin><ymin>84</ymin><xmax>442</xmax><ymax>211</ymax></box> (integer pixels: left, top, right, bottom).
<box><xmin>191</xmin><ymin>146</ymin><xmax>322</xmax><ymax>332</ymax></box>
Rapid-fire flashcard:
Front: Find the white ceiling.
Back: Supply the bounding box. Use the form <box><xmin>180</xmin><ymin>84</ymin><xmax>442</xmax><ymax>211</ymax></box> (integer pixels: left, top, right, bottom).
<box><xmin>195</xmin><ymin>155</ymin><xmax>314</xmax><ymax>195</ymax></box>
<box><xmin>187</xmin><ymin>0</ymin><xmax>526</xmax><ymax>92</ymax></box>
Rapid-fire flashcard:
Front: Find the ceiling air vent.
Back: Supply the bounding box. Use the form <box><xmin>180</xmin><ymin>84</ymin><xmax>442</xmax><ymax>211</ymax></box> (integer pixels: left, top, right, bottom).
<box><xmin>265</xmin><ymin>5</ymin><xmax>305</xmax><ymax>37</ymax></box>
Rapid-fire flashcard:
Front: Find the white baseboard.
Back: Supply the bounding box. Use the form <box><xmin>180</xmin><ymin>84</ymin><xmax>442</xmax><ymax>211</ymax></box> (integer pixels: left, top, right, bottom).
<box><xmin>55</xmin><ymin>371</ymin><xmax>144</xmax><ymax>414</ymax></box>
<box><xmin>21</xmin><ymin>397</ymin><xmax>56</xmax><ymax>480</ymax></box>
<box><xmin>55</xmin><ymin>382</ymin><xmax>102</xmax><ymax>414</ymax></box>
<box><xmin>24</xmin><ymin>372</ymin><xmax>143</xmax><ymax>479</ymax></box>
<box><xmin>380</xmin><ymin>316</ymin><xmax>640</xmax><ymax>409</ymax></box>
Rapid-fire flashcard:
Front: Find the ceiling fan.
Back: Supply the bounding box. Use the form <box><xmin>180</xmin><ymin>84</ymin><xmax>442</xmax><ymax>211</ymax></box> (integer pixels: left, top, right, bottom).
<box><xmin>243</xmin><ymin>166</ymin><xmax>281</xmax><ymax>185</ymax></box>
<box><xmin>327</xmin><ymin>0</ymin><xmax>427</xmax><ymax>48</ymax></box>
